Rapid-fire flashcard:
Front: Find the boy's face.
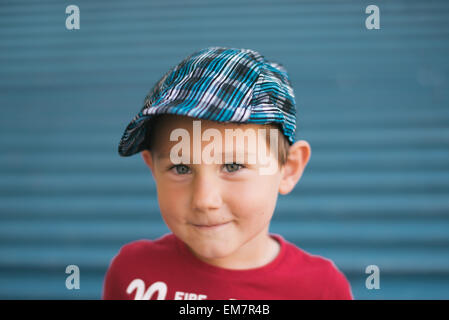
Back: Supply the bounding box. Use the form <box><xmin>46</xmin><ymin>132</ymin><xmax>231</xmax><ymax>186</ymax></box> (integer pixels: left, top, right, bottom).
<box><xmin>141</xmin><ymin>115</ymin><xmax>310</xmax><ymax>268</ymax></box>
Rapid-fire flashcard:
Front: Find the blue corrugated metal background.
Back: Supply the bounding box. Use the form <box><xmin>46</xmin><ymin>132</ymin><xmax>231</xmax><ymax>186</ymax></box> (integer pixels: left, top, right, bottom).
<box><xmin>1</xmin><ymin>0</ymin><xmax>448</xmax><ymax>299</ymax></box>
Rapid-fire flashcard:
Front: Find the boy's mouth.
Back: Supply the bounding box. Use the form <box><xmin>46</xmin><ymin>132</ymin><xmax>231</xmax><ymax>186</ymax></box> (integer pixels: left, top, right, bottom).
<box><xmin>192</xmin><ymin>221</ymin><xmax>231</xmax><ymax>229</ymax></box>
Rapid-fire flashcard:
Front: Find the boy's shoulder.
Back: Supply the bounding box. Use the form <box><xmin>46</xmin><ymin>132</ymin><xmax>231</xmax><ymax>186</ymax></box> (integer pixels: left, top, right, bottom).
<box><xmin>105</xmin><ymin>233</ymin><xmax>180</xmax><ymax>283</ymax></box>
<box><xmin>277</xmin><ymin>234</ymin><xmax>345</xmax><ymax>275</ymax></box>
<box><xmin>114</xmin><ymin>233</ymin><xmax>176</xmax><ymax>261</ymax></box>
<box><xmin>280</xmin><ymin>235</ymin><xmax>353</xmax><ymax>299</ymax></box>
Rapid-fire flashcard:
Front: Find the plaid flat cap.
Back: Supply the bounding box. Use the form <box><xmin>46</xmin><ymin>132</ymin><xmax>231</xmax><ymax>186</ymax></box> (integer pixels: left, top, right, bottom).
<box><xmin>118</xmin><ymin>46</ymin><xmax>297</xmax><ymax>157</ymax></box>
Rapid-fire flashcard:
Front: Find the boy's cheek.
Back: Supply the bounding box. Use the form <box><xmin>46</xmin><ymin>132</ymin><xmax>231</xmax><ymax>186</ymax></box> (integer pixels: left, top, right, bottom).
<box><xmin>231</xmin><ymin>178</ymin><xmax>276</xmax><ymax>202</ymax></box>
<box><xmin>157</xmin><ymin>193</ymin><xmax>189</xmax><ymax>221</ymax></box>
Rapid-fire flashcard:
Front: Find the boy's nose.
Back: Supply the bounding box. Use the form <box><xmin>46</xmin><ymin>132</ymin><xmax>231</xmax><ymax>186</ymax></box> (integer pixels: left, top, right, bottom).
<box><xmin>190</xmin><ymin>173</ymin><xmax>223</xmax><ymax>212</ymax></box>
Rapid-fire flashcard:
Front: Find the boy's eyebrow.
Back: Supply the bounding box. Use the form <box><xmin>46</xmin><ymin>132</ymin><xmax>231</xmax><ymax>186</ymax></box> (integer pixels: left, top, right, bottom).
<box><xmin>157</xmin><ymin>151</ymin><xmax>256</xmax><ymax>160</ymax></box>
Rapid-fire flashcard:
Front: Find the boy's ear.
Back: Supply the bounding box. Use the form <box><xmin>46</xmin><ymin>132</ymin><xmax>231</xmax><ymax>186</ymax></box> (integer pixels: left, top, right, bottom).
<box><xmin>141</xmin><ymin>150</ymin><xmax>155</xmax><ymax>175</ymax></box>
<box><xmin>278</xmin><ymin>140</ymin><xmax>311</xmax><ymax>195</ymax></box>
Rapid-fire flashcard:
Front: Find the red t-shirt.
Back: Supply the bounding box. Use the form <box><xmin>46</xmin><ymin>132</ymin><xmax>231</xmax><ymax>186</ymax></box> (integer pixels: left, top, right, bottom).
<box><xmin>102</xmin><ymin>233</ymin><xmax>353</xmax><ymax>300</ymax></box>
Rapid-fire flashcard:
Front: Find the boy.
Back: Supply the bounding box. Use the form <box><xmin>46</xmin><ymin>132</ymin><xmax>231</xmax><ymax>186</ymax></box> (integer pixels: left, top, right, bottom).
<box><xmin>103</xmin><ymin>47</ymin><xmax>353</xmax><ymax>300</ymax></box>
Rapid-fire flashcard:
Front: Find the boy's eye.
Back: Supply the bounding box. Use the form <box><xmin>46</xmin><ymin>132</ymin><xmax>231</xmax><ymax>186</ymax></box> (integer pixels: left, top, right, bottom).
<box><xmin>171</xmin><ymin>164</ymin><xmax>191</xmax><ymax>175</ymax></box>
<box><xmin>169</xmin><ymin>163</ymin><xmax>244</xmax><ymax>174</ymax></box>
<box><xmin>224</xmin><ymin>163</ymin><xmax>243</xmax><ymax>173</ymax></box>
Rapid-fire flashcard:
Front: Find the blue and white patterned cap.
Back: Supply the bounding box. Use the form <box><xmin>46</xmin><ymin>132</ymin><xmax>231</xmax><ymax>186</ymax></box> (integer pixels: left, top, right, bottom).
<box><xmin>118</xmin><ymin>46</ymin><xmax>297</xmax><ymax>156</ymax></box>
